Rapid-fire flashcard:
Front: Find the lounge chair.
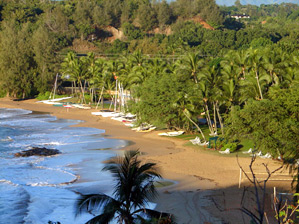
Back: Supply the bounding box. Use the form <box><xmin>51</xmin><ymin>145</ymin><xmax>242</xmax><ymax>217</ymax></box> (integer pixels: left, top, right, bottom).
<box><xmin>190</xmin><ymin>136</ymin><xmax>201</xmax><ymax>145</ymax></box>
<box><xmin>199</xmin><ymin>141</ymin><xmax>209</xmax><ymax>146</ymax></box>
<box><xmin>243</xmin><ymin>148</ymin><xmax>253</xmax><ymax>154</ymax></box>
<box><xmin>256</xmin><ymin>151</ymin><xmax>262</xmax><ymax>156</ymax></box>
<box><xmin>260</xmin><ymin>152</ymin><xmax>272</xmax><ymax>159</ymax></box>
<box><xmin>219</xmin><ymin>148</ymin><xmax>230</xmax><ymax>154</ymax></box>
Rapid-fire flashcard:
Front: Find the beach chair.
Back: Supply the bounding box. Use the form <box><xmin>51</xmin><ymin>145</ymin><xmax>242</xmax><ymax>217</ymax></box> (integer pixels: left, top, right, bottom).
<box><xmin>243</xmin><ymin>148</ymin><xmax>253</xmax><ymax>154</ymax></box>
<box><xmin>256</xmin><ymin>151</ymin><xmax>262</xmax><ymax>156</ymax></box>
<box><xmin>190</xmin><ymin>136</ymin><xmax>201</xmax><ymax>145</ymax></box>
<box><xmin>260</xmin><ymin>152</ymin><xmax>272</xmax><ymax>159</ymax></box>
<box><xmin>219</xmin><ymin>148</ymin><xmax>230</xmax><ymax>154</ymax></box>
<box><xmin>199</xmin><ymin>141</ymin><xmax>209</xmax><ymax>146</ymax></box>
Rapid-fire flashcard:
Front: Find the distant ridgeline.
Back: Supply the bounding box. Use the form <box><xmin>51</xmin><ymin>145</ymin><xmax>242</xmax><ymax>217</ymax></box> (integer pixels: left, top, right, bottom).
<box><xmin>216</xmin><ymin>0</ymin><xmax>299</xmax><ymax>6</ymax></box>
<box><xmin>167</xmin><ymin>0</ymin><xmax>299</xmax><ymax>6</ymax></box>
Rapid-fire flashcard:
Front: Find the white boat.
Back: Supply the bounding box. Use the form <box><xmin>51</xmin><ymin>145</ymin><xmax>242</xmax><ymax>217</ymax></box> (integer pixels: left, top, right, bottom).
<box><xmin>103</xmin><ymin>112</ymin><xmax>123</xmax><ymax>118</ymax></box>
<box><xmin>37</xmin><ymin>97</ymin><xmax>73</xmax><ymax>104</ymax></box>
<box><xmin>158</xmin><ymin>131</ymin><xmax>184</xmax><ymax>137</ymax></box>
<box><xmin>91</xmin><ymin>112</ymin><xmax>102</xmax><ymax>116</ymax></box>
<box><xmin>72</xmin><ymin>104</ymin><xmax>91</xmax><ymax>109</ymax></box>
<box><xmin>124</xmin><ymin>123</ymin><xmax>135</xmax><ymax>127</ymax></box>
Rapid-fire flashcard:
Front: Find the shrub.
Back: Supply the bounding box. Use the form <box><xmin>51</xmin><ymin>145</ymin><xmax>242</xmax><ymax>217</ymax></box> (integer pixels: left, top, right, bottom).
<box><xmin>36</xmin><ymin>91</ymin><xmax>51</xmax><ymax>100</ymax></box>
<box><xmin>0</xmin><ymin>89</ymin><xmax>6</xmax><ymax>98</ymax></box>
<box><xmin>221</xmin><ymin>142</ymin><xmax>238</xmax><ymax>152</ymax></box>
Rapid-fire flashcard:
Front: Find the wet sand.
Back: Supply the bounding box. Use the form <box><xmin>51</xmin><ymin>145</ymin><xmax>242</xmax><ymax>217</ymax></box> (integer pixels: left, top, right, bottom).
<box><xmin>0</xmin><ymin>98</ymin><xmax>291</xmax><ymax>224</ymax></box>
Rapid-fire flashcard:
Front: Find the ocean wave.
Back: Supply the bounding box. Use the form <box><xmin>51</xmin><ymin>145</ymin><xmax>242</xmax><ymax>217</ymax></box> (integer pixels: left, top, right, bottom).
<box><xmin>0</xmin><ymin>108</ymin><xmax>32</xmax><ymax>119</ymax></box>
<box><xmin>0</xmin><ymin>183</ymin><xmax>30</xmax><ymax>223</ymax></box>
<box><xmin>0</xmin><ymin>136</ymin><xmax>13</xmax><ymax>142</ymax></box>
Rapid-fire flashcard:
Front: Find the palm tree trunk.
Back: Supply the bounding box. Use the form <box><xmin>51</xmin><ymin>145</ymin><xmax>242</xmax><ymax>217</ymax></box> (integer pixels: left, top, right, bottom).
<box><xmin>83</xmin><ymin>80</ymin><xmax>87</xmax><ymax>104</ymax></box>
<box><xmin>96</xmin><ymin>86</ymin><xmax>104</xmax><ymax>110</ymax></box>
<box><xmin>255</xmin><ymin>71</ymin><xmax>263</xmax><ymax>100</ymax></box>
<box><xmin>204</xmin><ymin>102</ymin><xmax>214</xmax><ymax>135</ymax></box>
<box><xmin>79</xmin><ymin>80</ymin><xmax>86</xmax><ymax>104</ymax></box>
<box><xmin>216</xmin><ymin>102</ymin><xmax>224</xmax><ymax>135</ymax></box>
<box><xmin>71</xmin><ymin>81</ymin><xmax>74</xmax><ymax>96</ymax></box>
<box><xmin>183</xmin><ymin>110</ymin><xmax>206</xmax><ymax>142</ymax></box>
<box><xmin>213</xmin><ymin>102</ymin><xmax>217</xmax><ymax>135</ymax></box>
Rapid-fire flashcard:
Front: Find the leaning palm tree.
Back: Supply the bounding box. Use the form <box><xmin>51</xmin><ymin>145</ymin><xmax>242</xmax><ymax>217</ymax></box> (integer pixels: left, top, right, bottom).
<box><xmin>76</xmin><ymin>150</ymin><xmax>173</xmax><ymax>224</ymax></box>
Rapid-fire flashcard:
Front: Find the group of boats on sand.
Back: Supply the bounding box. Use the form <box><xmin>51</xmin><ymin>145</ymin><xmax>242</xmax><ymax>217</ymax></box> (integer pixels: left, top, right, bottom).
<box><xmin>91</xmin><ymin>110</ymin><xmax>185</xmax><ymax>136</ymax></box>
<box><xmin>37</xmin><ymin>97</ymin><xmax>92</xmax><ymax>110</ymax></box>
<box><xmin>37</xmin><ymin>97</ymin><xmax>185</xmax><ymax>136</ymax></box>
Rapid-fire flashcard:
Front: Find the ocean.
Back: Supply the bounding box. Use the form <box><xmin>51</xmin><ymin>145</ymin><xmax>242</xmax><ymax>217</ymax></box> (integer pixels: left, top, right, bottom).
<box><xmin>0</xmin><ymin>108</ymin><xmax>129</xmax><ymax>223</ymax></box>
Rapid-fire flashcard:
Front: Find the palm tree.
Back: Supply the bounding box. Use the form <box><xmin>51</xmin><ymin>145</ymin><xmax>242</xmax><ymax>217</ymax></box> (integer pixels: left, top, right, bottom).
<box><xmin>177</xmin><ymin>52</ymin><xmax>203</xmax><ymax>83</ymax></box>
<box><xmin>263</xmin><ymin>47</ymin><xmax>289</xmax><ymax>87</ymax></box>
<box><xmin>233</xmin><ymin>49</ymin><xmax>250</xmax><ymax>79</ymax></box>
<box><xmin>76</xmin><ymin>150</ymin><xmax>173</xmax><ymax>224</ymax></box>
<box><xmin>247</xmin><ymin>48</ymin><xmax>269</xmax><ymax>100</ymax></box>
<box><xmin>61</xmin><ymin>52</ymin><xmax>88</xmax><ymax>102</ymax></box>
<box><xmin>103</xmin><ymin>60</ymin><xmax>124</xmax><ymax>111</ymax></box>
<box><xmin>88</xmin><ymin>56</ymin><xmax>105</xmax><ymax>104</ymax></box>
<box><xmin>198</xmin><ymin>63</ymin><xmax>224</xmax><ymax>136</ymax></box>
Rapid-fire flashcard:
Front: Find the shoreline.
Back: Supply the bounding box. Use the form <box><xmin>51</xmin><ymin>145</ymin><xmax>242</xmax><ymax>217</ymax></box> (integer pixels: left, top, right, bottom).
<box><xmin>0</xmin><ymin>98</ymin><xmax>289</xmax><ymax>223</ymax></box>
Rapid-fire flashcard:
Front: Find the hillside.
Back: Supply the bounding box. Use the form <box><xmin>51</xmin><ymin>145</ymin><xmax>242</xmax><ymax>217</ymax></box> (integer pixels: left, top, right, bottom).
<box><xmin>215</xmin><ymin>0</ymin><xmax>299</xmax><ymax>6</ymax></box>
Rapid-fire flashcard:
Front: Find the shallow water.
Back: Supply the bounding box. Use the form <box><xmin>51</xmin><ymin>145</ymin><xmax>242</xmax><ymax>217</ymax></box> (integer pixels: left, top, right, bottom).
<box><xmin>0</xmin><ymin>108</ymin><xmax>130</xmax><ymax>223</ymax></box>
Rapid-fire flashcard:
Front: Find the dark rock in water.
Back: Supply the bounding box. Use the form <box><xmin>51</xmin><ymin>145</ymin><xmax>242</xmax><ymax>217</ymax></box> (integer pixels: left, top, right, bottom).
<box><xmin>14</xmin><ymin>147</ymin><xmax>61</xmax><ymax>157</ymax></box>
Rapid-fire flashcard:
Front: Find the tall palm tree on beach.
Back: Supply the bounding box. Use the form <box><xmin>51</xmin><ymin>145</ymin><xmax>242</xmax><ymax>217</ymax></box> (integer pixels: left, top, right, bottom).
<box><xmin>61</xmin><ymin>51</ymin><xmax>87</xmax><ymax>102</ymax></box>
<box><xmin>76</xmin><ymin>150</ymin><xmax>173</xmax><ymax>224</ymax></box>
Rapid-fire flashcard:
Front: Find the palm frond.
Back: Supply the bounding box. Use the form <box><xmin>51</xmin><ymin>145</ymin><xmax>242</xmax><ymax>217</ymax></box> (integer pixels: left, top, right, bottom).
<box><xmin>76</xmin><ymin>194</ymin><xmax>114</xmax><ymax>216</ymax></box>
<box><xmin>85</xmin><ymin>211</ymin><xmax>115</xmax><ymax>224</ymax></box>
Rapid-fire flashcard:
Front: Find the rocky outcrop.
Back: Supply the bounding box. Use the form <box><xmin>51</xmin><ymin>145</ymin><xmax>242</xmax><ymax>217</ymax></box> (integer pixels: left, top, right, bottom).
<box><xmin>14</xmin><ymin>147</ymin><xmax>61</xmax><ymax>157</ymax></box>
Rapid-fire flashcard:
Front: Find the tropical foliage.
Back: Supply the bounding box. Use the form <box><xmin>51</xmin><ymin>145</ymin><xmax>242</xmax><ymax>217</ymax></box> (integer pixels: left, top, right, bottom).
<box><xmin>0</xmin><ymin>0</ymin><xmax>299</xmax><ymax>98</ymax></box>
<box><xmin>76</xmin><ymin>150</ymin><xmax>173</xmax><ymax>224</ymax></box>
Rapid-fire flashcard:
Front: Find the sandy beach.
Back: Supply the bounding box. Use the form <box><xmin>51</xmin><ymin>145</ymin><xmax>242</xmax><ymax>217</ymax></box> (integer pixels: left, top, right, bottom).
<box><xmin>0</xmin><ymin>98</ymin><xmax>292</xmax><ymax>224</ymax></box>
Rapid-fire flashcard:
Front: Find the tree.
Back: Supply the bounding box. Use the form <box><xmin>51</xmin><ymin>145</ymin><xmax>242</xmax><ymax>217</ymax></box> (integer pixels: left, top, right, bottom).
<box><xmin>156</xmin><ymin>0</ymin><xmax>173</xmax><ymax>28</ymax></box>
<box><xmin>136</xmin><ymin>2</ymin><xmax>157</xmax><ymax>31</ymax></box>
<box><xmin>73</xmin><ymin>0</ymin><xmax>95</xmax><ymax>40</ymax></box>
<box><xmin>61</xmin><ymin>52</ymin><xmax>88</xmax><ymax>103</ymax></box>
<box><xmin>177</xmin><ymin>52</ymin><xmax>203</xmax><ymax>83</ymax></box>
<box><xmin>238</xmin><ymin>155</ymin><xmax>282</xmax><ymax>224</ymax></box>
<box><xmin>0</xmin><ymin>21</ymin><xmax>37</xmax><ymax>98</ymax></box>
<box><xmin>32</xmin><ymin>25</ymin><xmax>59</xmax><ymax>94</ymax></box>
<box><xmin>225</xmin><ymin>85</ymin><xmax>299</xmax><ymax>161</ymax></box>
<box><xmin>76</xmin><ymin>150</ymin><xmax>173</xmax><ymax>224</ymax></box>
<box><xmin>247</xmin><ymin>48</ymin><xmax>270</xmax><ymax>100</ymax></box>
<box><xmin>198</xmin><ymin>62</ymin><xmax>224</xmax><ymax>135</ymax></box>
<box><xmin>43</xmin><ymin>6</ymin><xmax>73</xmax><ymax>39</ymax></box>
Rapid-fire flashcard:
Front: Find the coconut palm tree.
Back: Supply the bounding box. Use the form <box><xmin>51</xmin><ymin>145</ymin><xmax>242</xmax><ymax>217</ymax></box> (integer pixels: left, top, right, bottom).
<box><xmin>61</xmin><ymin>51</ymin><xmax>87</xmax><ymax>102</ymax></box>
<box><xmin>76</xmin><ymin>150</ymin><xmax>173</xmax><ymax>224</ymax></box>
<box><xmin>198</xmin><ymin>63</ymin><xmax>224</xmax><ymax>136</ymax></box>
<box><xmin>263</xmin><ymin>47</ymin><xmax>289</xmax><ymax>87</ymax></box>
<box><xmin>233</xmin><ymin>49</ymin><xmax>250</xmax><ymax>79</ymax></box>
<box><xmin>247</xmin><ymin>48</ymin><xmax>269</xmax><ymax>100</ymax></box>
<box><xmin>88</xmin><ymin>56</ymin><xmax>105</xmax><ymax>104</ymax></box>
<box><xmin>177</xmin><ymin>52</ymin><xmax>203</xmax><ymax>83</ymax></box>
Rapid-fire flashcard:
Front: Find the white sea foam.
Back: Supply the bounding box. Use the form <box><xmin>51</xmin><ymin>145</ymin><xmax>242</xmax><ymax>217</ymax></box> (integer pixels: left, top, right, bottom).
<box><xmin>0</xmin><ymin>182</ymin><xmax>30</xmax><ymax>223</ymax></box>
<box><xmin>0</xmin><ymin>108</ymin><xmax>32</xmax><ymax>119</ymax></box>
<box><xmin>0</xmin><ymin>108</ymin><xmax>132</xmax><ymax>224</ymax></box>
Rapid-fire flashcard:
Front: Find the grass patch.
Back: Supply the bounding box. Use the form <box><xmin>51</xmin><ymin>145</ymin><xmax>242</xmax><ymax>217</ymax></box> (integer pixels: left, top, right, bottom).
<box><xmin>238</xmin><ymin>138</ymin><xmax>254</xmax><ymax>152</ymax></box>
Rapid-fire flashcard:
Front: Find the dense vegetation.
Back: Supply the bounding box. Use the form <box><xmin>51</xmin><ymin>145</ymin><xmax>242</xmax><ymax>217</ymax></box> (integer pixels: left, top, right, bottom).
<box><xmin>0</xmin><ymin>0</ymin><xmax>299</xmax><ymax>98</ymax></box>
<box><xmin>0</xmin><ymin>0</ymin><xmax>298</xmax><ymax>164</ymax></box>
